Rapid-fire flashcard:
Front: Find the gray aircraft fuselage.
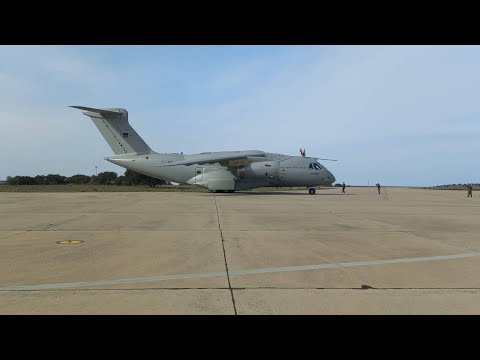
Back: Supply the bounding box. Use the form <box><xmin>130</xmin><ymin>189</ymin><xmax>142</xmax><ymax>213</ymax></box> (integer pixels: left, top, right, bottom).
<box><xmin>71</xmin><ymin>106</ymin><xmax>336</xmax><ymax>194</ymax></box>
<box><xmin>106</xmin><ymin>151</ymin><xmax>336</xmax><ymax>191</ymax></box>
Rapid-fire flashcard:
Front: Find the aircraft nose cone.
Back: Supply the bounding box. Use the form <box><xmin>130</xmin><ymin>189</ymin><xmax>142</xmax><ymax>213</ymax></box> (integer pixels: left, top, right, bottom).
<box><xmin>330</xmin><ymin>172</ymin><xmax>336</xmax><ymax>184</ymax></box>
<box><xmin>322</xmin><ymin>169</ymin><xmax>335</xmax><ymax>184</ymax></box>
<box><xmin>326</xmin><ymin>171</ymin><xmax>335</xmax><ymax>184</ymax></box>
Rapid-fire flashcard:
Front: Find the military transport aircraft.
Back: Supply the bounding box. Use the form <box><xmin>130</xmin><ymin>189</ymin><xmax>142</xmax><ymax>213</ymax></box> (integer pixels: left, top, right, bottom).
<box><xmin>71</xmin><ymin>106</ymin><xmax>336</xmax><ymax>194</ymax></box>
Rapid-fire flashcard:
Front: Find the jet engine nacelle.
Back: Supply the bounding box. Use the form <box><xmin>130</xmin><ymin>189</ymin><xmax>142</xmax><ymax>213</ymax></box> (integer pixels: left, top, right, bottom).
<box><xmin>237</xmin><ymin>161</ymin><xmax>280</xmax><ymax>179</ymax></box>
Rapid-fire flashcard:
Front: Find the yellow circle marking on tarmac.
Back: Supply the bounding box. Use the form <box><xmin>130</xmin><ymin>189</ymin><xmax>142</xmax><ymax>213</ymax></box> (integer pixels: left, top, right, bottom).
<box><xmin>56</xmin><ymin>240</ymin><xmax>84</xmax><ymax>244</ymax></box>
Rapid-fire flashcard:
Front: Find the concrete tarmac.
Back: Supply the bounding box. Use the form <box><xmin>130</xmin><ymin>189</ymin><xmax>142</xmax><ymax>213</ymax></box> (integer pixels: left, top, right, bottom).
<box><xmin>1</xmin><ymin>187</ymin><xmax>479</xmax><ymax>314</ymax></box>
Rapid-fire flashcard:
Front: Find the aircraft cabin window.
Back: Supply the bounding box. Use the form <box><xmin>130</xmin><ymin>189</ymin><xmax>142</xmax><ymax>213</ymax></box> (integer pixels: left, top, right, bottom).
<box><xmin>197</xmin><ymin>170</ymin><xmax>202</xmax><ymax>174</ymax></box>
<box><xmin>308</xmin><ymin>164</ymin><xmax>314</xmax><ymax>169</ymax></box>
<box><xmin>313</xmin><ymin>163</ymin><xmax>321</xmax><ymax>170</ymax></box>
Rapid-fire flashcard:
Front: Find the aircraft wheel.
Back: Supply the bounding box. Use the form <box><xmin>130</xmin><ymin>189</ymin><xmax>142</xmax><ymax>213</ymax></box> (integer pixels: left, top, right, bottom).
<box><xmin>308</xmin><ymin>188</ymin><xmax>316</xmax><ymax>195</ymax></box>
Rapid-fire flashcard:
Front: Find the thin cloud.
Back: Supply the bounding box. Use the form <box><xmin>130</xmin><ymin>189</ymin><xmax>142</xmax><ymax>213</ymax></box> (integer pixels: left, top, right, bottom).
<box><xmin>0</xmin><ymin>45</ymin><xmax>479</xmax><ymax>186</ymax></box>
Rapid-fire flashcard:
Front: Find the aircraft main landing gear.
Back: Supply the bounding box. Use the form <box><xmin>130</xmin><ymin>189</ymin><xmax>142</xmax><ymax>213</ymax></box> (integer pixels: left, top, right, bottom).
<box><xmin>308</xmin><ymin>188</ymin><xmax>316</xmax><ymax>195</ymax></box>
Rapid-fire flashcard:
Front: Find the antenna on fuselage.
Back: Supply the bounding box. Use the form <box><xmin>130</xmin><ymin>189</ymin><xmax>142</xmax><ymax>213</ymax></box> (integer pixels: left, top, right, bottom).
<box><xmin>299</xmin><ymin>148</ymin><xmax>306</xmax><ymax>157</ymax></box>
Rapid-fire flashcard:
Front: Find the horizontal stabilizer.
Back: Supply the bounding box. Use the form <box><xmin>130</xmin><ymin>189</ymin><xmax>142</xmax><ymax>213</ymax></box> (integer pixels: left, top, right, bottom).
<box><xmin>69</xmin><ymin>106</ymin><xmax>121</xmax><ymax>117</ymax></box>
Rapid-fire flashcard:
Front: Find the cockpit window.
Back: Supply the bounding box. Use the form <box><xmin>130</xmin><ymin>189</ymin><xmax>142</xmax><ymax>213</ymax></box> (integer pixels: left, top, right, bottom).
<box><xmin>308</xmin><ymin>164</ymin><xmax>314</xmax><ymax>169</ymax></box>
<box><xmin>313</xmin><ymin>163</ymin><xmax>322</xmax><ymax>170</ymax></box>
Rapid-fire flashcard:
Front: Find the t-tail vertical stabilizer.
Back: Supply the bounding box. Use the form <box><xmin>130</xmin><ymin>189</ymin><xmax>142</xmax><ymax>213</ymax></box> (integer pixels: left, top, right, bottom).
<box><xmin>70</xmin><ymin>106</ymin><xmax>154</xmax><ymax>155</ymax></box>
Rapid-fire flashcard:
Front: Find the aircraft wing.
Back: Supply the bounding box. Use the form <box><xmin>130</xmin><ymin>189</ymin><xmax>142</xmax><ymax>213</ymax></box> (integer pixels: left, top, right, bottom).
<box><xmin>156</xmin><ymin>151</ymin><xmax>266</xmax><ymax>167</ymax></box>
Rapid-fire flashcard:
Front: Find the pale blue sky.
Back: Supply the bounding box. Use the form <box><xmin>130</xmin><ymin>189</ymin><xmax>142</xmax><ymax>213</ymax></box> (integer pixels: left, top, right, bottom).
<box><xmin>0</xmin><ymin>45</ymin><xmax>479</xmax><ymax>186</ymax></box>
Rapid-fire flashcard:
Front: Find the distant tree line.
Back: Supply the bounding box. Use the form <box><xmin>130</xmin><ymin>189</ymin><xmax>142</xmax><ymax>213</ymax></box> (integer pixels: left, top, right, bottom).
<box><xmin>5</xmin><ymin>170</ymin><xmax>166</xmax><ymax>188</ymax></box>
<box><xmin>431</xmin><ymin>183</ymin><xmax>479</xmax><ymax>190</ymax></box>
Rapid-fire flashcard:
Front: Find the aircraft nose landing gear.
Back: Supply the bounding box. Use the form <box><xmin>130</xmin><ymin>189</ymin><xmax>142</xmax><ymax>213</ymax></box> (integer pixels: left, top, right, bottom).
<box><xmin>308</xmin><ymin>188</ymin><xmax>316</xmax><ymax>195</ymax></box>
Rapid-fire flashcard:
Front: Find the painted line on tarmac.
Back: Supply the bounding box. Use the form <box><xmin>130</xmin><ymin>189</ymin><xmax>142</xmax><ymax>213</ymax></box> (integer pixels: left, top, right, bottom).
<box><xmin>0</xmin><ymin>271</ymin><xmax>228</xmax><ymax>291</ymax></box>
<box><xmin>229</xmin><ymin>252</ymin><xmax>480</xmax><ymax>275</ymax></box>
<box><xmin>1</xmin><ymin>252</ymin><xmax>480</xmax><ymax>291</ymax></box>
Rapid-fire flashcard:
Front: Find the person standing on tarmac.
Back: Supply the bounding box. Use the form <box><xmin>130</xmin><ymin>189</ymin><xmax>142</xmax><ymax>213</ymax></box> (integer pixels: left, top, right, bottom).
<box><xmin>342</xmin><ymin>182</ymin><xmax>346</xmax><ymax>193</ymax></box>
<box><xmin>376</xmin><ymin>183</ymin><xmax>381</xmax><ymax>194</ymax></box>
<box><xmin>467</xmin><ymin>184</ymin><xmax>473</xmax><ymax>198</ymax></box>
